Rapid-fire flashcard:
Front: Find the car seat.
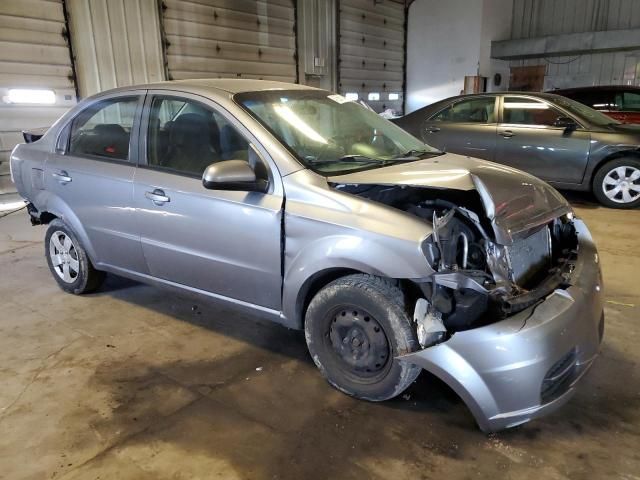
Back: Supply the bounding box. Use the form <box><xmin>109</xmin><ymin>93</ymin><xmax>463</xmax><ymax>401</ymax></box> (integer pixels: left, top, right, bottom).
<box><xmin>165</xmin><ymin>113</ymin><xmax>216</xmax><ymax>174</ymax></box>
<box><xmin>219</xmin><ymin>124</ymin><xmax>248</xmax><ymax>161</ymax></box>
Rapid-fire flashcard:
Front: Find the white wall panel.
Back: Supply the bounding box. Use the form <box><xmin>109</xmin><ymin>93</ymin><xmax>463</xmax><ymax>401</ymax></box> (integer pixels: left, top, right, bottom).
<box><xmin>338</xmin><ymin>0</ymin><xmax>406</xmax><ymax>114</ymax></box>
<box><xmin>67</xmin><ymin>0</ymin><xmax>165</xmax><ymax>97</ymax></box>
<box><xmin>163</xmin><ymin>0</ymin><xmax>297</xmax><ymax>82</ymax></box>
<box><xmin>0</xmin><ymin>0</ymin><xmax>77</xmax><ymax>176</ymax></box>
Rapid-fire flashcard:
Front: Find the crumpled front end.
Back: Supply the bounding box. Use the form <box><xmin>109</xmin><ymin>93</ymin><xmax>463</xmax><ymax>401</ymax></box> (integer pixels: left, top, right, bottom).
<box><xmin>400</xmin><ymin>220</ymin><xmax>604</xmax><ymax>432</ymax></box>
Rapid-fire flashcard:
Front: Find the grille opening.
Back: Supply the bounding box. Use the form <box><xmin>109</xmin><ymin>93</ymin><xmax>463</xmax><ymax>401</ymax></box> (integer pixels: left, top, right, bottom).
<box><xmin>541</xmin><ymin>348</ymin><xmax>577</xmax><ymax>404</ymax></box>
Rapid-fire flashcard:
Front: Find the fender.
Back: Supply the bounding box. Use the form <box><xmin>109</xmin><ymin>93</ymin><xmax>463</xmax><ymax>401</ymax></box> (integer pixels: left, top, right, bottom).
<box><xmin>282</xmin><ymin>226</ymin><xmax>434</xmax><ymax>328</ymax></box>
<box><xmin>40</xmin><ymin>191</ymin><xmax>99</xmax><ymax>265</ymax></box>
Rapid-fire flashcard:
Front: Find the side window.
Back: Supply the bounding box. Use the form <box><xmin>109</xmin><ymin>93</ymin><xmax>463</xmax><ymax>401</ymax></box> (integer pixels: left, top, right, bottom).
<box><xmin>503</xmin><ymin>97</ymin><xmax>566</xmax><ymax>127</ymax></box>
<box><xmin>618</xmin><ymin>92</ymin><xmax>640</xmax><ymax>111</ymax></box>
<box><xmin>147</xmin><ymin>96</ymin><xmax>251</xmax><ymax>176</ymax></box>
<box><xmin>69</xmin><ymin>96</ymin><xmax>138</xmax><ymax>160</ymax></box>
<box><xmin>430</xmin><ymin>97</ymin><xmax>496</xmax><ymax>123</ymax></box>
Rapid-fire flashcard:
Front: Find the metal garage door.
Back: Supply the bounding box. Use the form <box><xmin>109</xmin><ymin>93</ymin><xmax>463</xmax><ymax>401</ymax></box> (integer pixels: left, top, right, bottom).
<box><xmin>338</xmin><ymin>0</ymin><xmax>406</xmax><ymax>114</ymax></box>
<box><xmin>0</xmin><ymin>0</ymin><xmax>77</xmax><ymax>178</ymax></box>
<box><xmin>162</xmin><ymin>0</ymin><xmax>297</xmax><ymax>83</ymax></box>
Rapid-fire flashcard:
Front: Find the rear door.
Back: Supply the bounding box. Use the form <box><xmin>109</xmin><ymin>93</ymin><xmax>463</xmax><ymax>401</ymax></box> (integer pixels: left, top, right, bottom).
<box><xmin>133</xmin><ymin>91</ymin><xmax>283</xmax><ymax>309</ymax></box>
<box><xmin>421</xmin><ymin>96</ymin><xmax>498</xmax><ymax>161</ymax></box>
<box><xmin>45</xmin><ymin>92</ymin><xmax>147</xmax><ymax>272</ymax></box>
<box><xmin>494</xmin><ymin>95</ymin><xmax>591</xmax><ymax>184</ymax></box>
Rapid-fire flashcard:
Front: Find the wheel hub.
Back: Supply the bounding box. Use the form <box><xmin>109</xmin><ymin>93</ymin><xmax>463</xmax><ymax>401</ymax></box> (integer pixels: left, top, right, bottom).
<box><xmin>603</xmin><ymin>166</ymin><xmax>640</xmax><ymax>204</ymax></box>
<box><xmin>49</xmin><ymin>231</ymin><xmax>79</xmax><ymax>284</ymax></box>
<box><xmin>329</xmin><ymin>309</ymin><xmax>389</xmax><ymax>375</ymax></box>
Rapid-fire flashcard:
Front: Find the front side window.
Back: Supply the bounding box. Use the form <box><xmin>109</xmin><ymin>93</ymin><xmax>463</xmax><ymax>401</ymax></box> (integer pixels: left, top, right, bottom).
<box><xmin>235</xmin><ymin>90</ymin><xmax>440</xmax><ymax>175</ymax></box>
<box><xmin>69</xmin><ymin>96</ymin><xmax>138</xmax><ymax>160</ymax></box>
<box><xmin>147</xmin><ymin>96</ymin><xmax>251</xmax><ymax>176</ymax></box>
<box><xmin>502</xmin><ymin>97</ymin><xmax>567</xmax><ymax>126</ymax></box>
<box><xmin>430</xmin><ymin>97</ymin><xmax>496</xmax><ymax>123</ymax></box>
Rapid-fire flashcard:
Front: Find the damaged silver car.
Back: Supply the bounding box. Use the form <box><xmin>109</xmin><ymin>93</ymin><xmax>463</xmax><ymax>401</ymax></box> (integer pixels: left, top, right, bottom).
<box><xmin>10</xmin><ymin>80</ymin><xmax>604</xmax><ymax>432</ymax></box>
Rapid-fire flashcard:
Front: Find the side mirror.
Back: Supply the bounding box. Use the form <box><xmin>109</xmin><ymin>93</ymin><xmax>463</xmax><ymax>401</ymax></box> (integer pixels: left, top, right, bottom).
<box><xmin>202</xmin><ymin>160</ymin><xmax>267</xmax><ymax>192</ymax></box>
<box><xmin>554</xmin><ymin>116</ymin><xmax>577</xmax><ymax>131</ymax></box>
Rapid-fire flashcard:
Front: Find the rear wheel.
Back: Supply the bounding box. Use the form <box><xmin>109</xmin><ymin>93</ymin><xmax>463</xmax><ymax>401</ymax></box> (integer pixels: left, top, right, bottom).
<box><xmin>45</xmin><ymin>219</ymin><xmax>105</xmax><ymax>294</ymax></box>
<box><xmin>593</xmin><ymin>158</ymin><xmax>640</xmax><ymax>208</ymax></box>
<box><xmin>304</xmin><ymin>274</ymin><xmax>421</xmax><ymax>401</ymax></box>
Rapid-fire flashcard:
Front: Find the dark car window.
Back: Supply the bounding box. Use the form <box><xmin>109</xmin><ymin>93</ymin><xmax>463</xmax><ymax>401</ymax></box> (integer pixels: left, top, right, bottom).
<box><xmin>147</xmin><ymin>96</ymin><xmax>251</xmax><ymax>176</ymax></box>
<box><xmin>616</xmin><ymin>92</ymin><xmax>640</xmax><ymax>112</ymax></box>
<box><xmin>567</xmin><ymin>90</ymin><xmax>616</xmax><ymax>110</ymax></box>
<box><xmin>68</xmin><ymin>96</ymin><xmax>138</xmax><ymax>161</ymax></box>
<box><xmin>430</xmin><ymin>97</ymin><xmax>496</xmax><ymax>123</ymax></box>
<box><xmin>502</xmin><ymin>97</ymin><xmax>566</xmax><ymax>126</ymax></box>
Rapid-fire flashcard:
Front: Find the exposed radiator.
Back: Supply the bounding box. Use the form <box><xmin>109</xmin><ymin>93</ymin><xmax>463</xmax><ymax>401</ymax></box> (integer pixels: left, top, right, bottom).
<box><xmin>506</xmin><ymin>226</ymin><xmax>552</xmax><ymax>286</ymax></box>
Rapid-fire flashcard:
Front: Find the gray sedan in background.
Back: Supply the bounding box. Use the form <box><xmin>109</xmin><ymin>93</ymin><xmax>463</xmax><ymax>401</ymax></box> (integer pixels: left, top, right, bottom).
<box><xmin>393</xmin><ymin>92</ymin><xmax>640</xmax><ymax>208</ymax></box>
<box><xmin>10</xmin><ymin>80</ymin><xmax>603</xmax><ymax>432</ymax></box>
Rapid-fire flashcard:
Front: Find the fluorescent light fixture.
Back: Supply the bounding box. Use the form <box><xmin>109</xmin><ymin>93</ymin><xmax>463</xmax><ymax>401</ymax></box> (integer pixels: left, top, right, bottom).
<box><xmin>368</xmin><ymin>92</ymin><xmax>380</xmax><ymax>101</ymax></box>
<box><xmin>388</xmin><ymin>93</ymin><xmax>400</xmax><ymax>101</ymax></box>
<box><xmin>345</xmin><ymin>92</ymin><xmax>359</xmax><ymax>101</ymax></box>
<box><xmin>7</xmin><ymin>88</ymin><xmax>56</xmax><ymax>105</ymax></box>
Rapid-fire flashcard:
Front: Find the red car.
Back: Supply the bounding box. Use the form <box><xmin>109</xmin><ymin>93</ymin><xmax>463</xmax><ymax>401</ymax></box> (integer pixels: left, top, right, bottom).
<box><xmin>550</xmin><ymin>85</ymin><xmax>640</xmax><ymax>124</ymax></box>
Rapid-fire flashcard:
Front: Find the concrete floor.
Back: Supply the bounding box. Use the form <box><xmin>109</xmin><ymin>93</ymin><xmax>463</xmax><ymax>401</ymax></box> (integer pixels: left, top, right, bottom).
<box><xmin>0</xmin><ymin>194</ymin><xmax>639</xmax><ymax>480</ymax></box>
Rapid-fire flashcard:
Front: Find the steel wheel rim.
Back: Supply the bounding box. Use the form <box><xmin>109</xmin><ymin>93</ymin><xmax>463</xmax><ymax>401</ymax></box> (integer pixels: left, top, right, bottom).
<box><xmin>602</xmin><ymin>166</ymin><xmax>640</xmax><ymax>204</ymax></box>
<box><xmin>49</xmin><ymin>231</ymin><xmax>79</xmax><ymax>283</ymax></box>
<box><xmin>326</xmin><ymin>307</ymin><xmax>391</xmax><ymax>381</ymax></box>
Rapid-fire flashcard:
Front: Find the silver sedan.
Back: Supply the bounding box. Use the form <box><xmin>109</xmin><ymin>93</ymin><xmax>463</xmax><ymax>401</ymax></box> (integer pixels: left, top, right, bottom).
<box><xmin>10</xmin><ymin>80</ymin><xmax>603</xmax><ymax>431</ymax></box>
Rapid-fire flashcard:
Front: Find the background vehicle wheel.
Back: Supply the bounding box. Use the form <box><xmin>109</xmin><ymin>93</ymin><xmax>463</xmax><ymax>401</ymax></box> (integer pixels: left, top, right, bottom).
<box><xmin>44</xmin><ymin>219</ymin><xmax>105</xmax><ymax>294</ymax></box>
<box><xmin>305</xmin><ymin>274</ymin><xmax>421</xmax><ymax>401</ymax></box>
<box><xmin>593</xmin><ymin>158</ymin><xmax>640</xmax><ymax>208</ymax></box>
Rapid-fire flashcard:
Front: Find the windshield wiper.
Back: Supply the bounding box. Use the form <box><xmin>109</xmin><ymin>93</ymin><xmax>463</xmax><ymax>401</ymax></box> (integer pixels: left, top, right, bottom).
<box><xmin>392</xmin><ymin>148</ymin><xmax>443</xmax><ymax>160</ymax></box>
<box><xmin>309</xmin><ymin>155</ymin><xmax>379</xmax><ymax>166</ymax></box>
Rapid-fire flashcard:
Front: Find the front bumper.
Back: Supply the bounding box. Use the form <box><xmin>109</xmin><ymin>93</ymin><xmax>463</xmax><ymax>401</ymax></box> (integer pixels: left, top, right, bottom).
<box><xmin>400</xmin><ymin>219</ymin><xmax>604</xmax><ymax>432</ymax></box>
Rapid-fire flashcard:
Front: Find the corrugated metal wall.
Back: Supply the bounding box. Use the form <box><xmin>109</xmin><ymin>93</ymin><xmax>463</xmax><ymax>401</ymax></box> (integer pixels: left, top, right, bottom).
<box><xmin>338</xmin><ymin>0</ymin><xmax>406</xmax><ymax>114</ymax></box>
<box><xmin>67</xmin><ymin>0</ymin><xmax>165</xmax><ymax>97</ymax></box>
<box><xmin>511</xmin><ymin>0</ymin><xmax>640</xmax><ymax>38</ymax></box>
<box><xmin>0</xmin><ymin>0</ymin><xmax>77</xmax><ymax>177</ymax></box>
<box><xmin>162</xmin><ymin>0</ymin><xmax>297</xmax><ymax>82</ymax></box>
<box><xmin>510</xmin><ymin>0</ymin><xmax>640</xmax><ymax>88</ymax></box>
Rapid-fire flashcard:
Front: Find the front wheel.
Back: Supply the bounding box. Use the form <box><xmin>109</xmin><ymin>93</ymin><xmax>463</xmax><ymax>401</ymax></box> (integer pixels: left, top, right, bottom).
<box><xmin>593</xmin><ymin>158</ymin><xmax>640</xmax><ymax>208</ymax></box>
<box><xmin>304</xmin><ymin>274</ymin><xmax>421</xmax><ymax>401</ymax></box>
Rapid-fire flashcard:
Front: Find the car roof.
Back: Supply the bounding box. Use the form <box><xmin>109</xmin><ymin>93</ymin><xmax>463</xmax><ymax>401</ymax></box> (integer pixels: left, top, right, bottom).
<box><xmin>549</xmin><ymin>85</ymin><xmax>640</xmax><ymax>94</ymax></box>
<box><xmin>92</xmin><ymin>79</ymin><xmax>322</xmax><ymax>98</ymax></box>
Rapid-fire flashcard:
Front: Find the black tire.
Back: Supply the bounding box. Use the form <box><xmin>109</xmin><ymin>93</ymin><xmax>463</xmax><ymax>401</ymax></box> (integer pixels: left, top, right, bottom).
<box><xmin>593</xmin><ymin>157</ymin><xmax>640</xmax><ymax>209</ymax></box>
<box><xmin>304</xmin><ymin>274</ymin><xmax>421</xmax><ymax>401</ymax></box>
<box><xmin>44</xmin><ymin>219</ymin><xmax>105</xmax><ymax>294</ymax></box>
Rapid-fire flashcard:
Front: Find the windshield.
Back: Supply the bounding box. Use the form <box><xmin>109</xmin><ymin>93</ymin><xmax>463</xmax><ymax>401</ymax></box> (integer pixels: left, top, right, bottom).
<box><xmin>235</xmin><ymin>90</ymin><xmax>441</xmax><ymax>175</ymax></box>
<box><xmin>551</xmin><ymin>95</ymin><xmax>620</xmax><ymax>127</ymax></box>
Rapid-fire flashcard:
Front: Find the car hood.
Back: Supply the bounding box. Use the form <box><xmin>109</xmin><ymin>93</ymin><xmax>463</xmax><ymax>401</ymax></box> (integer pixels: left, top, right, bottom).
<box><xmin>328</xmin><ymin>153</ymin><xmax>571</xmax><ymax>244</ymax></box>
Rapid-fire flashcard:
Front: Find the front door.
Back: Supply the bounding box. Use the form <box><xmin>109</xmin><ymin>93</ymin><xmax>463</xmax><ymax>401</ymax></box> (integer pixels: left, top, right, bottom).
<box><xmin>44</xmin><ymin>92</ymin><xmax>147</xmax><ymax>272</ymax></box>
<box><xmin>134</xmin><ymin>93</ymin><xmax>283</xmax><ymax>309</ymax></box>
<box><xmin>421</xmin><ymin>96</ymin><xmax>498</xmax><ymax>161</ymax></box>
<box><xmin>494</xmin><ymin>96</ymin><xmax>591</xmax><ymax>184</ymax></box>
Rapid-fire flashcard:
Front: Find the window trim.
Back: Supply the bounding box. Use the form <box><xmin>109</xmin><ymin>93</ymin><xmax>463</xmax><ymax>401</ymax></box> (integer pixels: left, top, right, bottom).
<box><xmin>427</xmin><ymin>95</ymin><xmax>499</xmax><ymax>125</ymax></box>
<box><xmin>498</xmin><ymin>94</ymin><xmax>585</xmax><ymax>130</ymax></box>
<box><xmin>138</xmin><ymin>90</ymin><xmax>275</xmax><ymax>192</ymax></box>
<box><xmin>57</xmin><ymin>91</ymin><xmax>146</xmax><ymax>165</ymax></box>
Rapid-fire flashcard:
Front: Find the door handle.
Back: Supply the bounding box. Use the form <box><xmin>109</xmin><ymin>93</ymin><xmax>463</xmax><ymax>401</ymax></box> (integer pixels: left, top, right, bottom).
<box><xmin>499</xmin><ymin>130</ymin><xmax>514</xmax><ymax>138</ymax></box>
<box><xmin>425</xmin><ymin>126</ymin><xmax>441</xmax><ymax>133</ymax></box>
<box><xmin>145</xmin><ymin>189</ymin><xmax>170</xmax><ymax>206</ymax></box>
<box><xmin>52</xmin><ymin>170</ymin><xmax>72</xmax><ymax>184</ymax></box>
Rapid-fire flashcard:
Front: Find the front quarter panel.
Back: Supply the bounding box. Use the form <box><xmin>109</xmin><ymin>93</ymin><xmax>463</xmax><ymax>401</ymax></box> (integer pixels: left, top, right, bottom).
<box><xmin>281</xmin><ymin>169</ymin><xmax>434</xmax><ymax>327</ymax></box>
